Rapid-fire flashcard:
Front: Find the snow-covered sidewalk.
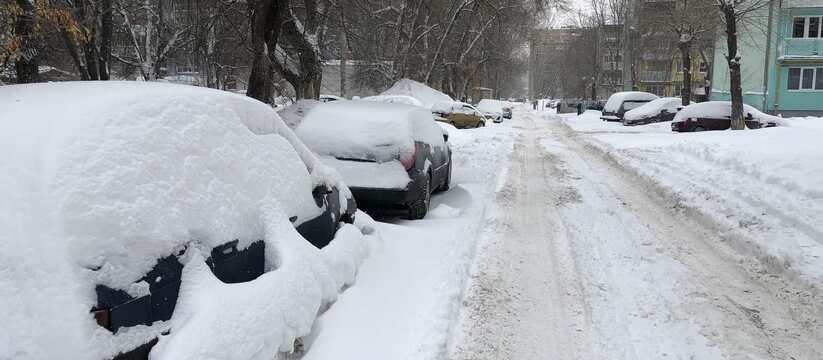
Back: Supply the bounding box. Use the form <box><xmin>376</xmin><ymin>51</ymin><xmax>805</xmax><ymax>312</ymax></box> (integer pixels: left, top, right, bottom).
<box><xmin>302</xmin><ymin>119</ymin><xmax>520</xmax><ymax>359</ymax></box>
<box><xmin>562</xmin><ymin>111</ymin><xmax>823</xmax><ymax>287</ymax></box>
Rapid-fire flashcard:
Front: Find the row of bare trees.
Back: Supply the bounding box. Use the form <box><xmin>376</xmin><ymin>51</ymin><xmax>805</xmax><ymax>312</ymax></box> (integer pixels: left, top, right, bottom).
<box><xmin>3</xmin><ymin>0</ymin><xmax>562</xmax><ymax>102</ymax></box>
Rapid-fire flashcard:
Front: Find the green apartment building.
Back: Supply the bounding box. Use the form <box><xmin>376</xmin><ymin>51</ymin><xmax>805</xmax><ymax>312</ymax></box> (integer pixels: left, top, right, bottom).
<box><xmin>711</xmin><ymin>0</ymin><xmax>823</xmax><ymax>116</ymax></box>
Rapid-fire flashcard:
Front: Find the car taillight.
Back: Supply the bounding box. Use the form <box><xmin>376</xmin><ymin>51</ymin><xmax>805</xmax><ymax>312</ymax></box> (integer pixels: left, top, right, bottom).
<box><xmin>93</xmin><ymin>308</ymin><xmax>111</xmax><ymax>330</ymax></box>
<box><xmin>400</xmin><ymin>143</ymin><xmax>418</xmax><ymax>171</ymax></box>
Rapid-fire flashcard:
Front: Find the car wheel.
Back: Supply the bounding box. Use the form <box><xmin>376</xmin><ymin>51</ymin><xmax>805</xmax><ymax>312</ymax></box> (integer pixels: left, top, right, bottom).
<box><xmin>693</xmin><ymin>126</ymin><xmax>706</xmax><ymax>132</ymax></box>
<box><xmin>476</xmin><ymin>121</ymin><xmax>485</xmax><ymax>128</ymax></box>
<box><xmin>407</xmin><ymin>175</ymin><xmax>431</xmax><ymax>220</ymax></box>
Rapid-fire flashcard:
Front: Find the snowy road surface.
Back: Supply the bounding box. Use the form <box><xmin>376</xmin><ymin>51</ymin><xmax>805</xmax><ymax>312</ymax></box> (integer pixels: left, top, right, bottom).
<box><xmin>307</xmin><ymin>109</ymin><xmax>823</xmax><ymax>360</ymax></box>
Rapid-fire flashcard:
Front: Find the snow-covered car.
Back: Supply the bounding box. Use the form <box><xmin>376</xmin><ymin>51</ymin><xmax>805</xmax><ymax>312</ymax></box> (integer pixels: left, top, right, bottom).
<box><xmin>622</xmin><ymin>97</ymin><xmax>682</xmax><ymax>126</ymax></box>
<box><xmin>296</xmin><ymin>101</ymin><xmax>452</xmax><ymax>219</ymax></box>
<box><xmin>503</xmin><ymin>106</ymin><xmax>513</xmax><ymax>119</ymax></box>
<box><xmin>360</xmin><ymin>94</ymin><xmax>425</xmax><ymax>107</ymax></box>
<box><xmin>0</xmin><ymin>82</ymin><xmax>359</xmax><ymax>360</ymax></box>
<box><xmin>671</xmin><ymin>101</ymin><xmax>780</xmax><ymax>132</ymax></box>
<box><xmin>601</xmin><ymin>91</ymin><xmax>659</xmax><ymax>122</ymax></box>
<box><xmin>432</xmin><ymin>101</ymin><xmax>487</xmax><ymax>128</ymax></box>
<box><xmin>320</xmin><ymin>94</ymin><xmax>345</xmax><ymax>102</ymax></box>
<box><xmin>476</xmin><ymin>99</ymin><xmax>505</xmax><ymax>123</ymax></box>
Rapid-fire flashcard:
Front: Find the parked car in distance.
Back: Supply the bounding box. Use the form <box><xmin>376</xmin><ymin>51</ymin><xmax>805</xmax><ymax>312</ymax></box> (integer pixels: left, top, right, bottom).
<box><xmin>296</xmin><ymin>101</ymin><xmax>452</xmax><ymax>220</ymax></box>
<box><xmin>623</xmin><ymin>97</ymin><xmax>682</xmax><ymax>126</ymax></box>
<box><xmin>476</xmin><ymin>99</ymin><xmax>506</xmax><ymax>123</ymax></box>
<box><xmin>671</xmin><ymin>101</ymin><xmax>780</xmax><ymax>132</ymax></box>
<box><xmin>432</xmin><ymin>101</ymin><xmax>487</xmax><ymax>128</ymax></box>
<box><xmin>320</xmin><ymin>94</ymin><xmax>345</xmax><ymax>102</ymax></box>
<box><xmin>601</xmin><ymin>91</ymin><xmax>659</xmax><ymax>122</ymax></box>
<box><xmin>503</xmin><ymin>106</ymin><xmax>513</xmax><ymax>119</ymax></box>
<box><xmin>0</xmin><ymin>82</ymin><xmax>356</xmax><ymax>360</ymax></box>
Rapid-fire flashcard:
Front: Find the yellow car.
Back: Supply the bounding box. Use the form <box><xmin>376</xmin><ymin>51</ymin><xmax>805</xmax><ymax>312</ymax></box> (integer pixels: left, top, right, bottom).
<box><xmin>432</xmin><ymin>102</ymin><xmax>487</xmax><ymax>129</ymax></box>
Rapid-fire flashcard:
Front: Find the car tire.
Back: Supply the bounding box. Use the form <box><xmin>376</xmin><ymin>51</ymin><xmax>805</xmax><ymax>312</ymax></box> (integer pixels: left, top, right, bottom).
<box><xmin>407</xmin><ymin>175</ymin><xmax>431</xmax><ymax>220</ymax></box>
<box><xmin>476</xmin><ymin>121</ymin><xmax>485</xmax><ymax>128</ymax></box>
<box><xmin>693</xmin><ymin>126</ymin><xmax>706</xmax><ymax>132</ymax></box>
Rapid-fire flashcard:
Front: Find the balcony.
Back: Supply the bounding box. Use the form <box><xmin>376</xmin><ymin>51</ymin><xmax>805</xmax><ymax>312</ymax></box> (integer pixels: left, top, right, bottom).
<box><xmin>640</xmin><ymin>71</ymin><xmax>671</xmax><ymax>82</ymax></box>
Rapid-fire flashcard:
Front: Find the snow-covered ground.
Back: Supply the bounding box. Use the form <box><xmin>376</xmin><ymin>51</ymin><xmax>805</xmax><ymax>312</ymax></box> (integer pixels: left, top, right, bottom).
<box><xmin>302</xmin><ymin>117</ymin><xmax>520</xmax><ymax>359</ymax></box>
<box><xmin>564</xmin><ymin>110</ymin><xmax>823</xmax><ymax>286</ymax></box>
<box><xmin>306</xmin><ymin>107</ymin><xmax>823</xmax><ymax>360</ymax></box>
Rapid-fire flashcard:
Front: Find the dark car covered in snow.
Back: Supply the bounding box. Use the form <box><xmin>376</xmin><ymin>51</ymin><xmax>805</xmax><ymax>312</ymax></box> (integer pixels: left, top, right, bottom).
<box><xmin>671</xmin><ymin>101</ymin><xmax>780</xmax><ymax>132</ymax></box>
<box><xmin>622</xmin><ymin>97</ymin><xmax>682</xmax><ymax>126</ymax></box>
<box><xmin>295</xmin><ymin>101</ymin><xmax>452</xmax><ymax>220</ymax></box>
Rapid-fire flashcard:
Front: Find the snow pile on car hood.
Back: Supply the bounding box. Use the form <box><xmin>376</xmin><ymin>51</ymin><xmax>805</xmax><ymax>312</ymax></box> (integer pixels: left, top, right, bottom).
<box><xmin>604</xmin><ymin>91</ymin><xmax>659</xmax><ymax>113</ymax></box>
<box><xmin>0</xmin><ymin>82</ymin><xmax>372</xmax><ymax>360</ymax></box>
<box><xmin>360</xmin><ymin>94</ymin><xmax>425</xmax><ymax>108</ymax></box>
<box><xmin>624</xmin><ymin>97</ymin><xmax>682</xmax><ymax>121</ymax></box>
<box><xmin>380</xmin><ymin>78</ymin><xmax>454</xmax><ymax>109</ymax></box>
<box><xmin>673</xmin><ymin>101</ymin><xmax>784</xmax><ymax>124</ymax></box>
<box><xmin>296</xmin><ymin>101</ymin><xmax>445</xmax><ymax>163</ymax></box>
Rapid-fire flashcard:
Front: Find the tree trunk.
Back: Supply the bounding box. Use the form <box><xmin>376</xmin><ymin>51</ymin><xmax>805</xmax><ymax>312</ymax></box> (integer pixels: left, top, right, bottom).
<box><xmin>247</xmin><ymin>0</ymin><xmax>283</xmax><ymax>104</ymax></box>
<box><xmin>14</xmin><ymin>0</ymin><xmax>39</xmax><ymax>83</ymax></box>
<box><xmin>99</xmin><ymin>0</ymin><xmax>113</xmax><ymax>80</ymax></box>
<box><xmin>722</xmin><ymin>6</ymin><xmax>745</xmax><ymax>130</ymax></box>
<box><xmin>679</xmin><ymin>40</ymin><xmax>692</xmax><ymax>106</ymax></box>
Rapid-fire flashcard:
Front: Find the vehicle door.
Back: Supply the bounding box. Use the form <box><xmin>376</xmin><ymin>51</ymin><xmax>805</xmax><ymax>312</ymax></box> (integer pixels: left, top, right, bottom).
<box><xmin>462</xmin><ymin>104</ymin><xmax>484</xmax><ymax>127</ymax></box>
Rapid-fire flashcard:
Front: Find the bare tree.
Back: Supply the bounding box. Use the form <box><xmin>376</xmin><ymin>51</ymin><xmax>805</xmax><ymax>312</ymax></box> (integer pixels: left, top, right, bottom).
<box><xmin>715</xmin><ymin>0</ymin><xmax>772</xmax><ymax>130</ymax></box>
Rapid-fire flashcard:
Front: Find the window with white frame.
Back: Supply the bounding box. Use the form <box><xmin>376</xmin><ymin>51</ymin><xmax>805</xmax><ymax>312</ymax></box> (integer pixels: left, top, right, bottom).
<box><xmin>787</xmin><ymin>67</ymin><xmax>823</xmax><ymax>90</ymax></box>
<box><xmin>793</xmin><ymin>16</ymin><xmax>822</xmax><ymax>38</ymax></box>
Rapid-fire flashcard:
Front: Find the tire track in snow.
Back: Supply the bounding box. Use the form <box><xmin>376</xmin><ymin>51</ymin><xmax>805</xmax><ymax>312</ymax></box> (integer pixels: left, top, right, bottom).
<box><xmin>448</xmin><ymin>111</ymin><xmax>823</xmax><ymax>360</ymax></box>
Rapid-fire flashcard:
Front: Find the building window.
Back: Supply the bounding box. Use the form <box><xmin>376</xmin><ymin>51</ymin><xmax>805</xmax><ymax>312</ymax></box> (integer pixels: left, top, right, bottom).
<box><xmin>793</xmin><ymin>16</ymin><xmax>823</xmax><ymax>38</ymax></box>
<box><xmin>788</xmin><ymin>67</ymin><xmax>823</xmax><ymax>90</ymax></box>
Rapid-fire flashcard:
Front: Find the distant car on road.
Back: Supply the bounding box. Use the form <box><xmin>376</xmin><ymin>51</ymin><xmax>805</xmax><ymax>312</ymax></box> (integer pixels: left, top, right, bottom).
<box><xmin>622</xmin><ymin>97</ymin><xmax>682</xmax><ymax>126</ymax></box>
<box><xmin>671</xmin><ymin>101</ymin><xmax>780</xmax><ymax>132</ymax></box>
<box><xmin>432</xmin><ymin>102</ymin><xmax>487</xmax><ymax>128</ymax></box>
<box><xmin>296</xmin><ymin>101</ymin><xmax>452</xmax><ymax>220</ymax></box>
<box><xmin>601</xmin><ymin>92</ymin><xmax>659</xmax><ymax>122</ymax></box>
<box><xmin>503</xmin><ymin>106</ymin><xmax>513</xmax><ymax>119</ymax></box>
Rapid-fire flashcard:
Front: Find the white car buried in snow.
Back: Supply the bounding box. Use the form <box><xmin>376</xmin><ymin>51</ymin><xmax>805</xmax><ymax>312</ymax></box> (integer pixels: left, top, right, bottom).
<box><xmin>622</xmin><ymin>97</ymin><xmax>682</xmax><ymax>126</ymax></box>
<box><xmin>294</xmin><ymin>101</ymin><xmax>452</xmax><ymax>220</ymax></box>
<box><xmin>601</xmin><ymin>91</ymin><xmax>659</xmax><ymax>122</ymax></box>
<box><xmin>0</xmin><ymin>82</ymin><xmax>372</xmax><ymax>360</ymax></box>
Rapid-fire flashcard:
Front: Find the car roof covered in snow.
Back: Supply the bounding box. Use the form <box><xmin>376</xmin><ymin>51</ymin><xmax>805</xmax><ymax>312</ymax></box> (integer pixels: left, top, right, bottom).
<box><xmin>672</xmin><ymin>101</ymin><xmax>783</xmax><ymax>124</ymax></box>
<box><xmin>296</xmin><ymin>101</ymin><xmax>445</xmax><ymax>163</ymax></box>
<box><xmin>476</xmin><ymin>99</ymin><xmax>504</xmax><ymax>113</ymax></box>
<box><xmin>380</xmin><ymin>78</ymin><xmax>454</xmax><ymax>109</ymax></box>
<box><xmin>359</xmin><ymin>94</ymin><xmax>425</xmax><ymax>108</ymax></box>
<box><xmin>604</xmin><ymin>91</ymin><xmax>659</xmax><ymax>113</ymax></box>
<box><xmin>624</xmin><ymin>97</ymin><xmax>682</xmax><ymax>121</ymax></box>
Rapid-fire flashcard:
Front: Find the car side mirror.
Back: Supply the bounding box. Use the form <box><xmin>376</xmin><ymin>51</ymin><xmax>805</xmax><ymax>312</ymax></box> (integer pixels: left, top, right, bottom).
<box><xmin>443</xmin><ymin>134</ymin><xmax>449</xmax><ymax>142</ymax></box>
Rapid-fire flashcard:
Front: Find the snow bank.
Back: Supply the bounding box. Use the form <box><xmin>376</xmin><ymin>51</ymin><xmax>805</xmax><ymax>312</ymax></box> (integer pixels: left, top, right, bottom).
<box><xmin>380</xmin><ymin>78</ymin><xmax>454</xmax><ymax>109</ymax></box>
<box><xmin>603</xmin><ymin>91</ymin><xmax>658</xmax><ymax>113</ymax></box>
<box><xmin>624</xmin><ymin>97</ymin><xmax>681</xmax><ymax>121</ymax></box>
<box><xmin>564</xmin><ymin>111</ymin><xmax>823</xmax><ymax>285</ymax></box>
<box><xmin>296</xmin><ymin>101</ymin><xmax>445</xmax><ymax>163</ymax></box>
<box><xmin>673</xmin><ymin>101</ymin><xmax>783</xmax><ymax>125</ymax></box>
<box><xmin>360</xmin><ymin>94</ymin><xmax>425</xmax><ymax>108</ymax></box>
<box><xmin>0</xmin><ymin>82</ymin><xmax>371</xmax><ymax>360</ymax></box>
